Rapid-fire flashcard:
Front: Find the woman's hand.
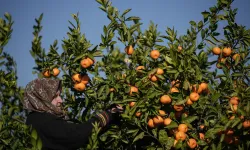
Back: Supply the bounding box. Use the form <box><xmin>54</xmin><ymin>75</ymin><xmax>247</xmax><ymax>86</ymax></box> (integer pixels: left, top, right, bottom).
<box><xmin>109</xmin><ymin>104</ymin><xmax>124</xmax><ymax>113</ymax></box>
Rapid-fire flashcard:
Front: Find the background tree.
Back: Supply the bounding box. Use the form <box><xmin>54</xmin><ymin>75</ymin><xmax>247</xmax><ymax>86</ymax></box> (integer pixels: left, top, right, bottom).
<box><xmin>0</xmin><ymin>13</ymin><xmax>42</xmax><ymax>149</ymax></box>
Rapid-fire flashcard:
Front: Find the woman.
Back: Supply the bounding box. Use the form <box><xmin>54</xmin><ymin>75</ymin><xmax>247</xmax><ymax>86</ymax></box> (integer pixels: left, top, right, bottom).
<box><xmin>22</xmin><ymin>78</ymin><xmax>122</xmax><ymax>150</ymax></box>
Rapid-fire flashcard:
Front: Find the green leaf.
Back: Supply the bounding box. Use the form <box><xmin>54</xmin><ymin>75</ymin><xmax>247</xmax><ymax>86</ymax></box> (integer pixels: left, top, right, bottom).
<box><xmin>220</xmin><ymin>134</ymin><xmax>225</xmax><ymax>143</ymax></box>
<box><xmin>232</xmin><ymin>73</ymin><xmax>243</xmax><ymax>77</ymax></box>
<box><xmin>211</xmin><ymin>93</ymin><xmax>221</xmax><ymax>103</ymax></box>
<box><xmin>221</xmin><ymin>0</ymin><xmax>228</xmax><ymax>5</ymax></box>
<box><xmin>164</xmin><ymin>55</ymin><xmax>174</xmax><ymax>65</ymax></box>
<box><xmin>133</xmin><ymin>132</ymin><xmax>144</xmax><ymax>143</ymax></box>
<box><xmin>189</xmin><ymin>21</ymin><xmax>196</xmax><ymax>27</ymax></box>
<box><xmin>165</xmin><ymin>121</ymin><xmax>178</xmax><ymax>129</ymax></box>
<box><xmin>1</xmin><ymin>138</ymin><xmax>12</xmax><ymax>145</ymax></box>
<box><xmin>209</xmin><ymin>6</ymin><xmax>217</xmax><ymax>13</ymax></box>
<box><xmin>182</xmin><ymin>116</ymin><xmax>198</xmax><ymax>124</ymax></box>
<box><xmin>97</xmin><ymin>85</ymin><xmax>105</xmax><ymax>97</ymax></box>
<box><xmin>8</xmin><ymin>106</ymin><xmax>15</xmax><ymax>116</ymax></box>
<box><xmin>175</xmin><ymin>140</ymin><xmax>183</xmax><ymax>149</ymax></box>
<box><xmin>121</xmin><ymin>114</ymin><xmax>131</xmax><ymax>120</ymax></box>
<box><xmin>126</xmin><ymin>16</ymin><xmax>140</xmax><ymax>21</ymax></box>
<box><xmin>121</xmin><ymin>9</ymin><xmax>132</xmax><ymax>17</ymax></box>
<box><xmin>210</xmin><ymin>35</ymin><xmax>221</xmax><ymax>43</ymax></box>
<box><xmin>183</xmin><ymin>80</ymin><xmax>190</xmax><ymax>90</ymax></box>
<box><xmin>195</xmin><ymin>66</ymin><xmax>202</xmax><ymax>81</ymax></box>
<box><xmin>155</xmin><ymin>74</ymin><xmax>165</xmax><ymax>80</ymax></box>
<box><xmin>201</xmin><ymin>11</ymin><xmax>210</xmax><ymax>19</ymax></box>
<box><xmin>98</xmin><ymin>6</ymin><xmax>106</xmax><ymax>13</ymax></box>
<box><xmin>152</xmin><ymin>128</ymin><xmax>157</xmax><ymax>137</ymax></box>
<box><xmin>93</xmin><ymin>50</ymin><xmax>103</xmax><ymax>57</ymax></box>
<box><xmin>217</xmin><ymin>142</ymin><xmax>222</xmax><ymax>150</ymax></box>
<box><xmin>159</xmin><ymin>129</ymin><xmax>168</xmax><ymax>144</ymax></box>
<box><xmin>247</xmin><ymin>101</ymin><xmax>250</xmax><ymax>116</ymax></box>
<box><xmin>231</xmin><ymin>118</ymin><xmax>241</xmax><ymax>128</ymax></box>
<box><xmin>127</xmin><ymin>129</ymin><xmax>139</xmax><ymax>134</ymax></box>
<box><xmin>0</xmin><ymin>121</ymin><xmax>3</xmax><ymax>131</ymax></box>
<box><xmin>4</xmin><ymin>12</ymin><xmax>11</xmax><ymax>21</ymax></box>
<box><xmin>110</xmin><ymin>41</ymin><xmax>117</xmax><ymax>46</ymax></box>
<box><xmin>31</xmin><ymin>129</ymin><xmax>38</xmax><ymax>140</ymax></box>
<box><xmin>198</xmin><ymin>21</ymin><xmax>203</xmax><ymax>29</ymax></box>
<box><xmin>73</xmin><ymin>53</ymin><xmax>85</xmax><ymax>62</ymax></box>
<box><xmin>212</xmin><ymin>143</ymin><xmax>216</xmax><ymax>150</ymax></box>
<box><xmin>37</xmin><ymin>138</ymin><xmax>43</xmax><ymax>150</ymax></box>
<box><xmin>96</xmin><ymin>0</ymin><xmax>104</xmax><ymax>5</ymax></box>
<box><xmin>198</xmin><ymin>140</ymin><xmax>208</xmax><ymax>146</ymax></box>
<box><xmin>101</xmin><ymin>34</ymin><xmax>106</xmax><ymax>43</ymax></box>
<box><xmin>130</xmin><ymin>23</ymin><xmax>142</xmax><ymax>33</ymax></box>
<box><xmin>201</xmin><ymin>29</ymin><xmax>206</xmax><ymax>39</ymax></box>
<box><xmin>103</xmin><ymin>25</ymin><xmax>107</xmax><ymax>35</ymax></box>
<box><xmin>205</xmin><ymin>39</ymin><xmax>216</xmax><ymax>46</ymax></box>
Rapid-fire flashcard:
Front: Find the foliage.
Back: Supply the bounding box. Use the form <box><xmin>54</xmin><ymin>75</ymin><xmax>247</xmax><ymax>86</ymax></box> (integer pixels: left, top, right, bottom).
<box><xmin>1</xmin><ymin>0</ymin><xmax>250</xmax><ymax>149</ymax></box>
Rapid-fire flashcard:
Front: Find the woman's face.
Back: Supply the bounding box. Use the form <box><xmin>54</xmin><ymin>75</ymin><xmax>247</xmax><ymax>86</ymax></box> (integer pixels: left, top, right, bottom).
<box><xmin>51</xmin><ymin>91</ymin><xmax>63</xmax><ymax>108</ymax></box>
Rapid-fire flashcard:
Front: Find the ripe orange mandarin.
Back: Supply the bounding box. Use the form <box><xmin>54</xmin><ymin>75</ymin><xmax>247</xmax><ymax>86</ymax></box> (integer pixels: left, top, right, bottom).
<box><xmin>187</xmin><ymin>138</ymin><xmax>197</xmax><ymax>149</ymax></box>
<box><xmin>153</xmin><ymin>116</ymin><xmax>164</xmax><ymax>125</ymax></box>
<box><xmin>129</xmin><ymin>86</ymin><xmax>138</xmax><ymax>96</ymax></box>
<box><xmin>150</xmin><ymin>50</ymin><xmax>160</xmax><ymax>59</ymax></box>
<box><xmin>81</xmin><ymin>75</ymin><xmax>90</xmax><ymax>85</ymax></box>
<box><xmin>190</xmin><ymin>92</ymin><xmax>200</xmax><ymax>101</ymax></box>
<box><xmin>72</xmin><ymin>73</ymin><xmax>82</xmax><ymax>83</ymax></box>
<box><xmin>148</xmin><ymin>119</ymin><xmax>155</xmax><ymax>128</ymax></box>
<box><xmin>186</xmin><ymin>98</ymin><xmax>193</xmax><ymax>105</ymax></box>
<box><xmin>178</xmin><ymin>124</ymin><xmax>188</xmax><ymax>133</ymax></box>
<box><xmin>159</xmin><ymin>110</ymin><xmax>166</xmax><ymax>116</ymax></box>
<box><xmin>80</xmin><ymin>58</ymin><xmax>92</xmax><ymax>68</ymax></box>
<box><xmin>125</xmin><ymin>45</ymin><xmax>134</xmax><ymax>55</ymax></box>
<box><xmin>43</xmin><ymin>70</ymin><xmax>50</xmax><ymax>78</ymax></box>
<box><xmin>222</xmin><ymin>47</ymin><xmax>232</xmax><ymax>57</ymax></box>
<box><xmin>129</xmin><ymin>102</ymin><xmax>136</xmax><ymax>107</ymax></box>
<box><xmin>170</xmin><ymin>87</ymin><xmax>179</xmax><ymax>93</ymax></box>
<box><xmin>156</xmin><ymin>68</ymin><xmax>164</xmax><ymax>75</ymax></box>
<box><xmin>74</xmin><ymin>82</ymin><xmax>86</xmax><ymax>91</ymax></box>
<box><xmin>175</xmin><ymin>131</ymin><xmax>187</xmax><ymax>141</ymax></box>
<box><xmin>160</xmin><ymin>95</ymin><xmax>172</xmax><ymax>104</ymax></box>
<box><xmin>232</xmin><ymin>53</ymin><xmax>240</xmax><ymax>60</ymax></box>
<box><xmin>164</xmin><ymin>118</ymin><xmax>172</xmax><ymax>126</ymax></box>
<box><xmin>52</xmin><ymin>68</ymin><xmax>60</xmax><ymax>76</ymax></box>
<box><xmin>150</xmin><ymin>75</ymin><xmax>158</xmax><ymax>82</ymax></box>
<box><xmin>135</xmin><ymin>112</ymin><xmax>141</xmax><ymax>117</ymax></box>
<box><xmin>212</xmin><ymin>47</ymin><xmax>221</xmax><ymax>55</ymax></box>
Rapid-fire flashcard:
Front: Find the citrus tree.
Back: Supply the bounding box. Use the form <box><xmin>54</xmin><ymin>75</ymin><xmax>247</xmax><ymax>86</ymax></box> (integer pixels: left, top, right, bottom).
<box><xmin>2</xmin><ymin>0</ymin><xmax>249</xmax><ymax>149</ymax></box>
<box><xmin>87</xmin><ymin>0</ymin><xmax>250</xmax><ymax>149</ymax></box>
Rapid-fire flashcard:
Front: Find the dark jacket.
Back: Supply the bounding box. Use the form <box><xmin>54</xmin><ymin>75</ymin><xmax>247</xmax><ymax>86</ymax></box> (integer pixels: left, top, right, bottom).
<box><xmin>26</xmin><ymin>111</ymin><xmax>112</xmax><ymax>150</ymax></box>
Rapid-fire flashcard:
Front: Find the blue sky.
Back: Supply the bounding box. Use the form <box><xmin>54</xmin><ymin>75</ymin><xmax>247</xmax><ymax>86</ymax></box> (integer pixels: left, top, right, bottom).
<box><xmin>1</xmin><ymin>0</ymin><xmax>250</xmax><ymax>87</ymax></box>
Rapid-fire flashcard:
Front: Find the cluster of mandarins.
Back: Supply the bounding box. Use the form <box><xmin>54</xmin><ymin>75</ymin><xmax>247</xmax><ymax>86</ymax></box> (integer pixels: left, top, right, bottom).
<box><xmin>212</xmin><ymin>46</ymin><xmax>250</xmax><ymax>143</ymax></box>
<box><xmin>152</xmin><ymin>82</ymin><xmax>208</xmax><ymax>149</ymax></box>
<box><xmin>126</xmin><ymin>48</ymin><xmax>164</xmax><ymax>118</ymax></box>
<box><xmin>212</xmin><ymin>47</ymin><xmax>240</xmax><ymax>69</ymax></box>
<box><xmin>174</xmin><ymin>124</ymin><xmax>197</xmax><ymax>149</ymax></box>
<box><xmin>125</xmin><ymin>45</ymin><xmax>163</xmax><ymax>82</ymax></box>
<box><xmin>125</xmin><ymin>45</ymin><xmax>163</xmax><ymax>111</ymax></box>
<box><xmin>149</xmin><ymin>116</ymin><xmax>198</xmax><ymax>149</ymax></box>
<box><xmin>127</xmin><ymin>86</ymin><xmax>139</xmax><ymax>115</ymax></box>
<box><xmin>43</xmin><ymin>68</ymin><xmax>60</xmax><ymax>77</ymax></box>
<box><xmin>124</xmin><ymin>45</ymin><xmax>211</xmax><ymax>149</ymax></box>
<box><xmin>72</xmin><ymin>57</ymin><xmax>94</xmax><ymax>91</ymax></box>
<box><xmin>223</xmin><ymin>96</ymin><xmax>250</xmax><ymax>144</ymax></box>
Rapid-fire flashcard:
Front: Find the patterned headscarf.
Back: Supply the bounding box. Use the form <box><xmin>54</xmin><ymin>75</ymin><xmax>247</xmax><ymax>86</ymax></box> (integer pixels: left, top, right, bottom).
<box><xmin>22</xmin><ymin>78</ymin><xmax>65</xmax><ymax>117</ymax></box>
